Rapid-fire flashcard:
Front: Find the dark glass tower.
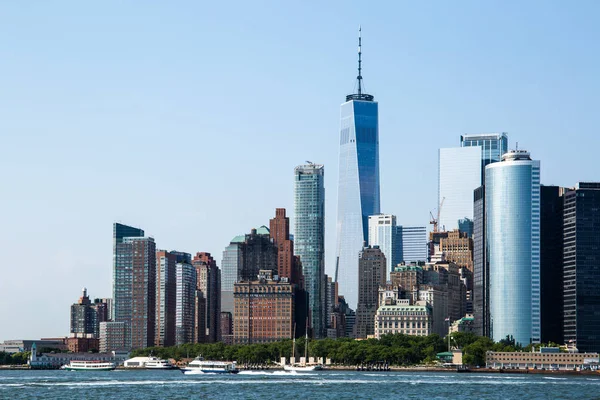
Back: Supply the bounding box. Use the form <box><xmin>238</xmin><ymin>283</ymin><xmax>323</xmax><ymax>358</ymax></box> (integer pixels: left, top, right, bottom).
<box><xmin>336</xmin><ymin>28</ymin><xmax>380</xmax><ymax>309</ymax></box>
<box><xmin>563</xmin><ymin>183</ymin><xmax>600</xmax><ymax>352</ymax></box>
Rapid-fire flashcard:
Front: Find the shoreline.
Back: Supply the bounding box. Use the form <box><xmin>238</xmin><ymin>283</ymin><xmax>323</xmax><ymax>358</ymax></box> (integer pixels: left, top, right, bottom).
<box><xmin>3</xmin><ymin>364</ymin><xmax>599</xmax><ymax>376</ymax></box>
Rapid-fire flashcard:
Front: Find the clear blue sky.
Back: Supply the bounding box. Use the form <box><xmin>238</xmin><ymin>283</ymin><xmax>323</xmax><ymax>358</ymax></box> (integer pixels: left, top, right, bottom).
<box><xmin>1</xmin><ymin>1</ymin><xmax>598</xmax><ymax>341</ymax></box>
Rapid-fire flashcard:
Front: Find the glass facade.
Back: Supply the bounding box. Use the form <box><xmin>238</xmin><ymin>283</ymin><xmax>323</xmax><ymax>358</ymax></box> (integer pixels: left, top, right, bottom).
<box><xmin>175</xmin><ymin>262</ymin><xmax>197</xmax><ymax>345</ymax></box>
<box><xmin>401</xmin><ymin>226</ymin><xmax>427</xmax><ymax>263</ymax></box>
<box><xmin>438</xmin><ymin>146</ymin><xmax>482</xmax><ymax>231</ymax></box>
<box><xmin>563</xmin><ymin>183</ymin><xmax>600</xmax><ymax>353</ymax></box>
<box><xmin>461</xmin><ymin>132</ymin><xmax>509</xmax><ymax>176</ymax></box>
<box><xmin>220</xmin><ymin>237</ymin><xmax>244</xmax><ymax>314</ymax></box>
<box><xmin>367</xmin><ymin>214</ymin><xmax>402</xmax><ymax>280</ymax></box>
<box><xmin>336</xmin><ymin>99</ymin><xmax>380</xmax><ymax>309</ymax></box>
<box><xmin>486</xmin><ymin>151</ymin><xmax>540</xmax><ymax>345</ymax></box>
<box><xmin>472</xmin><ymin>185</ymin><xmax>488</xmax><ymax>337</ymax></box>
<box><xmin>294</xmin><ymin>164</ymin><xmax>325</xmax><ymax>338</ymax></box>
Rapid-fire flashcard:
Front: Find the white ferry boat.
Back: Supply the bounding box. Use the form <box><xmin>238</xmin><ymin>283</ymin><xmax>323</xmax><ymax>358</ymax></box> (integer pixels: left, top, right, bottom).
<box><xmin>181</xmin><ymin>357</ymin><xmax>239</xmax><ymax>374</ymax></box>
<box><xmin>145</xmin><ymin>356</ymin><xmax>176</xmax><ymax>370</ymax></box>
<box><xmin>61</xmin><ymin>360</ymin><xmax>116</xmax><ymax>371</ymax></box>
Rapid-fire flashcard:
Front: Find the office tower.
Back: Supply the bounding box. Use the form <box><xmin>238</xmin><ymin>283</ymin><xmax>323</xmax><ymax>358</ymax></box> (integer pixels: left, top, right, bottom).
<box><xmin>70</xmin><ymin>288</ymin><xmax>97</xmax><ymax>336</ymax></box>
<box><xmin>415</xmin><ymin>285</ymin><xmax>448</xmax><ymax>337</ymax></box>
<box><xmin>563</xmin><ymin>183</ymin><xmax>600</xmax><ymax>353</ymax></box>
<box><xmin>192</xmin><ymin>252</ymin><xmax>221</xmax><ymax>343</ymax></box>
<box><xmin>368</xmin><ymin>214</ymin><xmax>402</xmax><ymax>281</ymax></box>
<box><xmin>390</xmin><ymin>262</ymin><xmax>423</xmax><ymax>290</ymax></box>
<box><xmin>458</xmin><ymin>218</ymin><xmax>474</xmax><ymax>238</ymax></box>
<box><xmin>270</xmin><ymin>208</ymin><xmax>294</xmax><ymax>281</ymax></box>
<box><xmin>472</xmin><ymin>186</ymin><xmax>488</xmax><ymax>337</ymax></box>
<box><xmin>336</xmin><ymin>28</ymin><xmax>380</xmax><ymax>309</ymax></box>
<box><xmin>438</xmin><ymin>146</ymin><xmax>482</xmax><ymax>231</ymax></box>
<box><xmin>294</xmin><ymin>164</ymin><xmax>326</xmax><ymax>338</ymax></box>
<box><xmin>112</xmin><ymin>222</ymin><xmax>156</xmax><ymax>349</ymax></box>
<box><xmin>233</xmin><ymin>270</ymin><xmax>295</xmax><ymax>344</ymax></box>
<box><xmin>401</xmin><ymin>226</ymin><xmax>427</xmax><ymax>262</ymax></box>
<box><xmin>155</xmin><ymin>250</ymin><xmax>178</xmax><ymax>347</ymax></box>
<box><xmin>355</xmin><ymin>246</ymin><xmax>386</xmax><ymax>338</ymax></box>
<box><xmin>221</xmin><ymin>227</ymin><xmax>277</xmax><ymax>313</ymax></box>
<box><xmin>486</xmin><ymin>150</ymin><xmax>540</xmax><ymax>345</ymax></box>
<box><xmin>540</xmin><ymin>185</ymin><xmax>566</xmax><ymax>345</ymax></box>
<box><xmin>175</xmin><ymin>261</ymin><xmax>197</xmax><ymax>345</ymax></box>
<box><xmin>461</xmin><ymin>132</ymin><xmax>509</xmax><ymax>175</ymax></box>
<box><xmin>194</xmin><ymin>292</ymin><xmax>206</xmax><ymax>344</ymax></box>
<box><xmin>439</xmin><ymin>230</ymin><xmax>474</xmax><ymax>273</ymax></box>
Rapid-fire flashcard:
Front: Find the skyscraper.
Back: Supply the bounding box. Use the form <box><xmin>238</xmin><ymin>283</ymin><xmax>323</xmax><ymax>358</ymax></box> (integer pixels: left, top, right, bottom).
<box><xmin>355</xmin><ymin>246</ymin><xmax>386</xmax><ymax>338</ymax></box>
<box><xmin>294</xmin><ymin>164</ymin><xmax>325</xmax><ymax>338</ymax></box>
<box><xmin>486</xmin><ymin>150</ymin><xmax>540</xmax><ymax>345</ymax></box>
<box><xmin>175</xmin><ymin>260</ymin><xmax>197</xmax><ymax>345</ymax></box>
<box><xmin>368</xmin><ymin>214</ymin><xmax>402</xmax><ymax>280</ymax></box>
<box><xmin>336</xmin><ymin>28</ymin><xmax>380</xmax><ymax>309</ymax></box>
<box><xmin>461</xmin><ymin>133</ymin><xmax>509</xmax><ymax>175</ymax></box>
<box><xmin>155</xmin><ymin>250</ymin><xmax>178</xmax><ymax>347</ymax></box>
<box><xmin>401</xmin><ymin>226</ymin><xmax>427</xmax><ymax>263</ymax></box>
<box><xmin>70</xmin><ymin>288</ymin><xmax>97</xmax><ymax>337</ymax></box>
<box><xmin>563</xmin><ymin>183</ymin><xmax>600</xmax><ymax>353</ymax></box>
<box><xmin>112</xmin><ymin>223</ymin><xmax>156</xmax><ymax>349</ymax></box>
<box><xmin>192</xmin><ymin>252</ymin><xmax>221</xmax><ymax>343</ymax></box>
<box><xmin>472</xmin><ymin>185</ymin><xmax>488</xmax><ymax>337</ymax></box>
<box><xmin>540</xmin><ymin>185</ymin><xmax>566</xmax><ymax>345</ymax></box>
<box><xmin>438</xmin><ymin>146</ymin><xmax>482</xmax><ymax>231</ymax></box>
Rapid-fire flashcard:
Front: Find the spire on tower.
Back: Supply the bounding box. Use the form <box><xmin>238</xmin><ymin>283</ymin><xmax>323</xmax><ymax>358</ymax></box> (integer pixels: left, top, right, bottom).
<box><xmin>357</xmin><ymin>25</ymin><xmax>362</xmax><ymax>96</ymax></box>
<box><xmin>346</xmin><ymin>25</ymin><xmax>374</xmax><ymax>102</ymax></box>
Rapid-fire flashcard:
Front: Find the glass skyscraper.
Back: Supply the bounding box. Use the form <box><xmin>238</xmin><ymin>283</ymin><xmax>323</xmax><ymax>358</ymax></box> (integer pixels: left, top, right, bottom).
<box><xmin>486</xmin><ymin>150</ymin><xmax>540</xmax><ymax>345</ymax></box>
<box><xmin>294</xmin><ymin>163</ymin><xmax>325</xmax><ymax>338</ymax></box>
<box><xmin>368</xmin><ymin>214</ymin><xmax>402</xmax><ymax>280</ymax></box>
<box><xmin>461</xmin><ymin>133</ymin><xmax>509</xmax><ymax>177</ymax></box>
<box><xmin>335</xmin><ymin>30</ymin><xmax>380</xmax><ymax>309</ymax></box>
<box><xmin>438</xmin><ymin>147</ymin><xmax>482</xmax><ymax>231</ymax></box>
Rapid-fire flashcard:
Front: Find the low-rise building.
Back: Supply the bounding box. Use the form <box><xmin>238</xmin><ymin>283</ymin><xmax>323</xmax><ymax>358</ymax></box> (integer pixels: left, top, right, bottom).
<box><xmin>486</xmin><ymin>348</ymin><xmax>600</xmax><ymax>370</ymax></box>
<box><xmin>66</xmin><ymin>336</ymin><xmax>99</xmax><ymax>353</ymax></box>
<box><xmin>374</xmin><ymin>299</ymin><xmax>432</xmax><ymax>338</ymax></box>
<box><xmin>0</xmin><ymin>339</ymin><xmax>67</xmax><ymax>354</ymax></box>
<box><xmin>450</xmin><ymin>314</ymin><xmax>475</xmax><ymax>334</ymax></box>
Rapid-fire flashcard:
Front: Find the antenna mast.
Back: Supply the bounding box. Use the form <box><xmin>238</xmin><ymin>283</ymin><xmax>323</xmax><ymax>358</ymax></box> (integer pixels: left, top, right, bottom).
<box><xmin>357</xmin><ymin>25</ymin><xmax>362</xmax><ymax>95</ymax></box>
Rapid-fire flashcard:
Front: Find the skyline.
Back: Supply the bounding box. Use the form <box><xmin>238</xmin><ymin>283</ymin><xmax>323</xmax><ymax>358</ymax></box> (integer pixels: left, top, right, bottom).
<box><xmin>2</xmin><ymin>1</ymin><xmax>600</xmax><ymax>341</ymax></box>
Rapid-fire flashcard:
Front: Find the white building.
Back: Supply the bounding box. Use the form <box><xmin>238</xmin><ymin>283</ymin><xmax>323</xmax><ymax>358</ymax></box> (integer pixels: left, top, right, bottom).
<box><xmin>368</xmin><ymin>214</ymin><xmax>402</xmax><ymax>280</ymax></box>
<box><xmin>374</xmin><ymin>299</ymin><xmax>432</xmax><ymax>338</ymax></box>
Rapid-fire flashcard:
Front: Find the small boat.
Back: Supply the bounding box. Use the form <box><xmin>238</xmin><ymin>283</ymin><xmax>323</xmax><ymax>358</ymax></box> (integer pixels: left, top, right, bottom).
<box><xmin>180</xmin><ymin>356</ymin><xmax>239</xmax><ymax>374</ymax></box>
<box><xmin>145</xmin><ymin>356</ymin><xmax>177</xmax><ymax>370</ymax></box>
<box><xmin>283</xmin><ymin>322</ymin><xmax>323</xmax><ymax>372</ymax></box>
<box><xmin>61</xmin><ymin>360</ymin><xmax>116</xmax><ymax>371</ymax></box>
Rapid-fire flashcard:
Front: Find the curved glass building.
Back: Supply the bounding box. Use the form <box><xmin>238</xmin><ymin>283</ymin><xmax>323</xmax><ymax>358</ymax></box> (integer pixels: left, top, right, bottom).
<box><xmin>335</xmin><ymin>29</ymin><xmax>380</xmax><ymax>309</ymax></box>
<box><xmin>486</xmin><ymin>150</ymin><xmax>540</xmax><ymax>345</ymax></box>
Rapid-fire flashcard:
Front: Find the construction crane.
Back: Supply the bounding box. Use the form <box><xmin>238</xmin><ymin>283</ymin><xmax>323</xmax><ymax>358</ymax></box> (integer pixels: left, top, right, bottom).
<box><xmin>429</xmin><ymin>197</ymin><xmax>445</xmax><ymax>233</ymax></box>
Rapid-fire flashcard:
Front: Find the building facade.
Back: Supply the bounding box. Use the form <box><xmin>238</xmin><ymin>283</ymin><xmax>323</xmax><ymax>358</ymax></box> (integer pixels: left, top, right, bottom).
<box><xmin>472</xmin><ymin>185</ymin><xmax>488</xmax><ymax>337</ymax></box>
<box><xmin>438</xmin><ymin>146</ymin><xmax>482</xmax><ymax>232</ymax></box>
<box><xmin>400</xmin><ymin>226</ymin><xmax>427</xmax><ymax>263</ymax></box>
<box><xmin>192</xmin><ymin>252</ymin><xmax>221</xmax><ymax>343</ymax></box>
<box><xmin>70</xmin><ymin>288</ymin><xmax>98</xmax><ymax>337</ymax></box>
<box><xmin>335</xmin><ymin>30</ymin><xmax>380</xmax><ymax>310</ymax></box>
<box><xmin>563</xmin><ymin>183</ymin><xmax>600</xmax><ymax>353</ymax></box>
<box><xmin>175</xmin><ymin>261</ymin><xmax>197</xmax><ymax>345</ymax></box>
<box><xmin>460</xmin><ymin>132</ymin><xmax>509</xmax><ymax>177</ymax></box>
<box><xmin>374</xmin><ymin>300</ymin><xmax>432</xmax><ymax>338</ymax></box>
<box><xmin>368</xmin><ymin>214</ymin><xmax>402</xmax><ymax>280</ymax></box>
<box><xmin>294</xmin><ymin>164</ymin><xmax>326</xmax><ymax>338</ymax></box>
<box><xmin>155</xmin><ymin>250</ymin><xmax>178</xmax><ymax>347</ymax></box>
<box><xmin>486</xmin><ymin>150</ymin><xmax>541</xmax><ymax>345</ymax></box>
<box><xmin>355</xmin><ymin>246</ymin><xmax>386</xmax><ymax>338</ymax></box>
<box><xmin>99</xmin><ymin>321</ymin><xmax>130</xmax><ymax>353</ymax></box>
<box><xmin>233</xmin><ymin>270</ymin><xmax>295</xmax><ymax>344</ymax></box>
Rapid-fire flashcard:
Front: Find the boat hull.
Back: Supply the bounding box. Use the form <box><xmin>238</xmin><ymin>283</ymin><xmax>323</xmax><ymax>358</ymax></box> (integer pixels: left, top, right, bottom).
<box><xmin>181</xmin><ymin>368</ymin><xmax>239</xmax><ymax>374</ymax></box>
<box><xmin>283</xmin><ymin>365</ymin><xmax>323</xmax><ymax>372</ymax></box>
<box><xmin>62</xmin><ymin>366</ymin><xmax>116</xmax><ymax>371</ymax></box>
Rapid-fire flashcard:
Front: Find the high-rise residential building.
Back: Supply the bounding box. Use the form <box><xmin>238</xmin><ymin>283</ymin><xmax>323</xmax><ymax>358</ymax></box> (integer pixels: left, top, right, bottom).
<box><xmin>486</xmin><ymin>150</ymin><xmax>540</xmax><ymax>345</ymax></box>
<box><xmin>438</xmin><ymin>146</ymin><xmax>482</xmax><ymax>231</ymax></box>
<box><xmin>70</xmin><ymin>288</ymin><xmax>97</xmax><ymax>337</ymax></box>
<box><xmin>233</xmin><ymin>270</ymin><xmax>295</xmax><ymax>344</ymax></box>
<box><xmin>355</xmin><ymin>246</ymin><xmax>386</xmax><ymax>338</ymax></box>
<box><xmin>472</xmin><ymin>185</ymin><xmax>488</xmax><ymax>337</ymax></box>
<box><xmin>401</xmin><ymin>226</ymin><xmax>427</xmax><ymax>263</ymax></box>
<box><xmin>112</xmin><ymin>222</ymin><xmax>156</xmax><ymax>350</ymax></box>
<box><xmin>270</xmin><ymin>208</ymin><xmax>294</xmax><ymax>281</ymax></box>
<box><xmin>99</xmin><ymin>321</ymin><xmax>129</xmax><ymax>353</ymax></box>
<box><xmin>175</xmin><ymin>261</ymin><xmax>197</xmax><ymax>345</ymax></box>
<box><xmin>540</xmin><ymin>185</ymin><xmax>566</xmax><ymax>345</ymax></box>
<box><xmin>294</xmin><ymin>164</ymin><xmax>326</xmax><ymax>338</ymax></box>
<box><xmin>461</xmin><ymin>133</ymin><xmax>509</xmax><ymax>175</ymax></box>
<box><xmin>335</xmin><ymin>29</ymin><xmax>380</xmax><ymax>309</ymax></box>
<box><xmin>112</xmin><ymin>223</ymin><xmax>145</xmax><ymax>323</ymax></box>
<box><xmin>192</xmin><ymin>252</ymin><xmax>221</xmax><ymax>343</ymax></box>
<box><xmin>155</xmin><ymin>250</ymin><xmax>178</xmax><ymax>347</ymax></box>
<box><xmin>563</xmin><ymin>183</ymin><xmax>600</xmax><ymax>353</ymax></box>
<box><xmin>368</xmin><ymin>214</ymin><xmax>402</xmax><ymax>281</ymax></box>
<box><xmin>221</xmin><ymin>227</ymin><xmax>277</xmax><ymax>313</ymax></box>
<box><xmin>220</xmin><ymin>312</ymin><xmax>233</xmax><ymax>345</ymax></box>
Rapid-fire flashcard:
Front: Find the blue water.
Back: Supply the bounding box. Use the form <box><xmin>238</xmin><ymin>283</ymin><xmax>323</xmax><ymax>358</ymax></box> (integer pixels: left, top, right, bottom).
<box><xmin>1</xmin><ymin>369</ymin><xmax>599</xmax><ymax>399</ymax></box>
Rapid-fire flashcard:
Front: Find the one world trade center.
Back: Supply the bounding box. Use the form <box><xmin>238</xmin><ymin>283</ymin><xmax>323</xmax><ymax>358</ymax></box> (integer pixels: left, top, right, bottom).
<box><xmin>335</xmin><ymin>28</ymin><xmax>380</xmax><ymax>309</ymax></box>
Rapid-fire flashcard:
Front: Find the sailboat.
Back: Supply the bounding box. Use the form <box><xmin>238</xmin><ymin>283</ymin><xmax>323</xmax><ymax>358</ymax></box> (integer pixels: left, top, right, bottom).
<box><xmin>283</xmin><ymin>323</ymin><xmax>323</xmax><ymax>372</ymax></box>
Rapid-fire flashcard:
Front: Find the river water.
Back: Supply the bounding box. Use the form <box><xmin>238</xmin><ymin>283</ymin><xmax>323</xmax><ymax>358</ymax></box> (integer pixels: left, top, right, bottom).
<box><xmin>1</xmin><ymin>369</ymin><xmax>599</xmax><ymax>399</ymax></box>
